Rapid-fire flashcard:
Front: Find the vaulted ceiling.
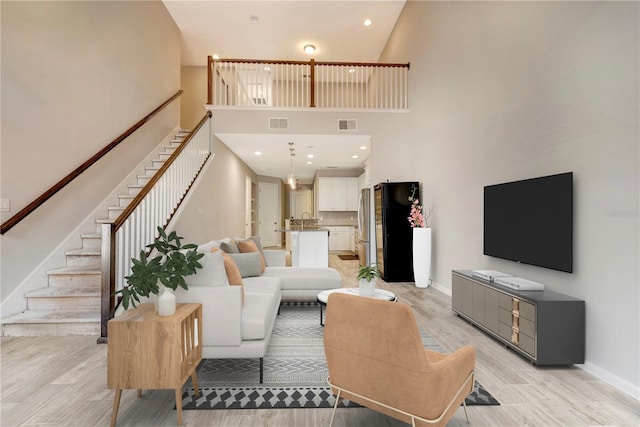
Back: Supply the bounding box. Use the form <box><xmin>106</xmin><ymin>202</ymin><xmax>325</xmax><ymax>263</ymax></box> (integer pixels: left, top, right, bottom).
<box><xmin>163</xmin><ymin>0</ymin><xmax>407</xmax><ymax>181</ymax></box>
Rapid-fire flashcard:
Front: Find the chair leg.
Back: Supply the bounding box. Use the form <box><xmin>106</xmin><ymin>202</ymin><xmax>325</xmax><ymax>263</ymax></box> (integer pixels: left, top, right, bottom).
<box><xmin>259</xmin><ymin>357</ymin><xmax>264</xmax><ymax>384</ymax></box>
<box><xmin>462</xmin><ymin>400</ymin><xmax>469</xmax><ymax>423</ymax></box>
<box><xmin>329</xmin><ymin>389</ymin><xmax>341</xmax><ymax>427</ymax></box>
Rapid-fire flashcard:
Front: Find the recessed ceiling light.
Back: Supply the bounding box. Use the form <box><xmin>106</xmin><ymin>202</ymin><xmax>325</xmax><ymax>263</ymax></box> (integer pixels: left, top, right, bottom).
<box><xmin>250</xmin><ymin>15</ymin><xmax>259</xmax><ymax>23</ymax></box>
<box><xmin>364</xmin><ymin>18</ymin><xmax>372</xmax><ymax>27</ymax></box>
<box><xmin>352</xmin><ymin>155</ymin><xmax>359</xmax><ymax>159</ymax></box>
<box><xmin>349</xmin><ymin>68</ymin><xmax>356</xmax><ymax>74</ymax></box>
<box><xmin>360</xmin><ymin>146</ymin><xmax>367</xmax><ymax>150</ymax></box>
<box><xmin>264</xmin><ymin>66</ymin><xmax>271</xmax><ymax>72</ymax></box>
<box><xmin>307</xmin><ymin>154</ymin><xmax>314</xmax><ymax>159</ymax></box>
<box><xmin>307</xmin><ymin>161</ymin><xmax>313</xmax><ymax>165</ymax></box>
<box><xmin>304</xmin><ymin>44</ymin><xmax>316</xmax><ymax>55</ymax></box>
<box><xmin>212</xmin><ymin>54</ymin><xmax>220</xmax><ymax>60</ymax></box>
<box><xmin>254</xmin><ymin>151</ymin><xmax>262</xmax><ymax>156</ymax></box>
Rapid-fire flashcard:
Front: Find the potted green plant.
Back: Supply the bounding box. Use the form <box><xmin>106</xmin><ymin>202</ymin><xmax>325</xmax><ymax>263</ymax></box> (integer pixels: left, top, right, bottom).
<box><xmin>115</xmin><ymin>226</ymin><xmax>204</xmax><ymax>315</ymax></box>
<box><xmin>357</xmin><ymin>264</ymin><xmax>380</xmax><ymax>296</ymax></box>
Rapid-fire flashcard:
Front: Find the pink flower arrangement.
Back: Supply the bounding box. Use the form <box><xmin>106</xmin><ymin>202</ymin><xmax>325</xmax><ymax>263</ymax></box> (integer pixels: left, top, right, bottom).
<box><xmin>408</xmin><ymin>185</ymin><xmax>430</xmax><ymax>228</ymax></box>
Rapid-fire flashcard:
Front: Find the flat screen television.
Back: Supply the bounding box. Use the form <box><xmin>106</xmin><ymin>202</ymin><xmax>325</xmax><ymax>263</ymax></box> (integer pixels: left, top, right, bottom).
<box><xmin>484</xmin><ymin>172</ymin><xmax>573</xmax><ymax>273</ymax></box>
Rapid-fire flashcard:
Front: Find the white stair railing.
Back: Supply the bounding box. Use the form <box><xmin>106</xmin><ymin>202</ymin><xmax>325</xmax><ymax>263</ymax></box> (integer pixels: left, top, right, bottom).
<box><xmin>99</xmin><ymin>111</ymin><xmax>212</xmax><ymax>341</ymax></box>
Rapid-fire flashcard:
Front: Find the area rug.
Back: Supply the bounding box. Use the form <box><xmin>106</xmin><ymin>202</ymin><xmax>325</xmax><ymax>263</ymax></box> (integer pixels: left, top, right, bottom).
<box><xmin>337</xmin><ymin>254</ymin><xmax>358</xmax><ymax>261</ymax></box>
<box><xmin>181</xmin><ymin>302</ymin><xmax>499</xmax><ymax>410</ymax></box>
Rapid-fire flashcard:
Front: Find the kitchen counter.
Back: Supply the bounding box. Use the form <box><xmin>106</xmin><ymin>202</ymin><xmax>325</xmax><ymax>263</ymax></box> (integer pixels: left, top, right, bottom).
<box><xmin>276</xmin><ymin>227</ymin><xmax>330</xmax><ymax>232</ymax></box>
<box><xmin>284</xmin><ymin>229</ymin><xmax>329</xmax><ymax>268</ymax></box>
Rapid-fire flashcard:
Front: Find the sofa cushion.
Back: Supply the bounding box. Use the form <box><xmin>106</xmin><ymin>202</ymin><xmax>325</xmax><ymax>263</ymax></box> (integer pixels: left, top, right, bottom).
<box><xmin>262</xmin><ymin>267</ymin><xmax>342</xmax><ymax>291</ymax></box>
<box><xmin>228</xmin><ymin>252</ymin><xmax>263</xmax><ymax>278</ymax></box>
<box><xmin>237</xmin><ymin>239</ymin><xmax>266</xmax><ymax>272</ymax></box>
<box><xmin>241</xmin><ymin>291</ymin><xmax>279</xmax><ymax>340</ymax></box>
<box><xmin>211</xmin><ymin>248</ymin><xmax>244</xmax><ymax>303</ymax></box>
<box><xmin>243</xmin><ymin>276</ymin><xmax>281</xmax><ymax>296</ymax></box>
<box><xmin>184</xmin><ymin>250</ymin><xmax>229</xmax><ymax>288</ymax></box>
<box><xmin>197</xmin><ymin>237</ymin><xmax>233</xmax><ymax>253</ymax></box>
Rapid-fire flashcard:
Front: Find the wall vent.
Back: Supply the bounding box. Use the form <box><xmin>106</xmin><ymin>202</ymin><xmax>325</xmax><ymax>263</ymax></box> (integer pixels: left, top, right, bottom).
<box><xmin>338</xmin><ymin>119</ymin><xmax>357</xmax><ymax>131</ymax></box>
<box><xmin>269</xmin><ymin>117</ymin><xmax>289</xmax><ymax>130</ymax></box>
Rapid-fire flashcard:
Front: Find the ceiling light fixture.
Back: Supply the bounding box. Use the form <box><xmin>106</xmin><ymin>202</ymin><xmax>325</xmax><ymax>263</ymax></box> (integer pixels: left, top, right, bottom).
<box><xmin>352</xmin><ymin>155</ymin><xmax>359</xmax><ymax>159</ymax></box>
<box><xmin>250</xmin><ymin>15</ymin><xmax>259</xmax><ymax>23</ymax></box>
<box><xmin>307</xmin><ymin>154</ymin><xmax>314</xmax><ymax>158</ymax></box>
<box><xmin>364</xmin><ymin>18</ymin><xmax>372</xmax><ymax>27</ymax></box>
<box><xmin>212</xmin><ymin>54</ymin><xmax>220</xmax><ymax>60</ymax></box>
<box><xmin>304</xmin><ymin>44</ymin><xmax>316</xmax><ymax>55</ymax></box>
<box><xmin>254</xmin><ymin>151</ymin><xmax>262</xmax><ymax>156</ymax></box>
<box><xmin>360</xmin><ymin>146</ymin><xmax>367</xmax><ymax>150</ymax></box>
<box><xmin>287</xmin><ymin>142</ymin><xmax>296</xmax><ymax>189</ymax></box>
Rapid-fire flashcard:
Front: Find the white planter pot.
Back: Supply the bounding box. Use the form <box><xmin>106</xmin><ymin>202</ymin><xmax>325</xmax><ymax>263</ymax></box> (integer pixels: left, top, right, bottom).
<box><xmin>157</xmin><ymin>286</ymin><xmax>176</xmax><ymax>316</ymax></box>
<box><xmin>358</xmin><ymin>278</ymin><xmax>376</xmax><ymax>296</ymax></box>
<box><xmin>412</xmin><ymin>227</ymin><xmax>432</xmax><ymax>288</ymax></box>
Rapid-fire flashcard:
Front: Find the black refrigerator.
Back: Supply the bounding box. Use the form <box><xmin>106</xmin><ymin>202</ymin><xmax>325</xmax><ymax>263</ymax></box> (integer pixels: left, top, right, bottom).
<box><xmin>374</xmin><ymin>182</ymin><xmax>418</xmax><ymax>282</ymax></box>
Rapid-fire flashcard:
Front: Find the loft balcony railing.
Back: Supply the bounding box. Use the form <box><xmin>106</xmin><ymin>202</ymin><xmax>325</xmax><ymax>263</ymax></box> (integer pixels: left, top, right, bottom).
<box><xmin>208</xmin><ymin>57</ymin><xmax>410</xmax><ymax>110</ymax></box>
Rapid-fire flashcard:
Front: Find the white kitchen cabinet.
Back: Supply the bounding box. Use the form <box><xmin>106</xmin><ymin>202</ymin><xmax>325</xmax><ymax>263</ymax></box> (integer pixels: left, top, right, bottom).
<box><xmin>317</xmin><ymin>177</ymin><xmax>359</xmax><ymax>211</ymax></box>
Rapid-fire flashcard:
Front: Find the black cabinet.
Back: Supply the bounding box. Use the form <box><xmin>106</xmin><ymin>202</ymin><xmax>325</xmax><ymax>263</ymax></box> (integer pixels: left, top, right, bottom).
<box><xmin>452</xmin><ymin>270</ymin><xmax>585</xmax><ymax>365</ymax></box>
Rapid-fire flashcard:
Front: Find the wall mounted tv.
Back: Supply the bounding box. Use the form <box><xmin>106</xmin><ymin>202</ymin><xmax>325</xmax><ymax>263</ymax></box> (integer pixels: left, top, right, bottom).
<box><xmin>484</xmin><ymin>172</ymin><xmax>573</xmax><ymax>273</ymax></box>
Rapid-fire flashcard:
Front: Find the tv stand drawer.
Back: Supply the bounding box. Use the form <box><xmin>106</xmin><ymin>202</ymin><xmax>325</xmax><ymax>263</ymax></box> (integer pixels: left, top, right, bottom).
<box><xmin>451</xmin><ymin>270</ymin><xmax>584</xmax><ymax>365</ymax></box>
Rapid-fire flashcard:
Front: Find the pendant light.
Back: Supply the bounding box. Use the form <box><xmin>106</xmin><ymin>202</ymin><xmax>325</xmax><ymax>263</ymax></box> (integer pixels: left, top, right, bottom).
<box><xmin>287</xmin><ymin>142</ymin><xmax>296</xmax><ymax>189</ymax></box>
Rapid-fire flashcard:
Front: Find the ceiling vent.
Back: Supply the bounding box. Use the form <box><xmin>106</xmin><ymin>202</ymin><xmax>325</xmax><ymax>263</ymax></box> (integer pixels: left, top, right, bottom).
<box><xmin>338</xmin><ymin>119</ymin><xmax>357</xmax><ymax>131</ymax></box>
<box><xmin>269</xmin><ymin>117</ymin><xmax>289</xmax><ymax>130</ymax></box>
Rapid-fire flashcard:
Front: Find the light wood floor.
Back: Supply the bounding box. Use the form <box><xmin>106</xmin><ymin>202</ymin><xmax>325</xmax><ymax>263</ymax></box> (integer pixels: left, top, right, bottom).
<box><xmin>2</xmin><ymin>254</ymin><xmax>639</xmax><ymax>426</ymax></box>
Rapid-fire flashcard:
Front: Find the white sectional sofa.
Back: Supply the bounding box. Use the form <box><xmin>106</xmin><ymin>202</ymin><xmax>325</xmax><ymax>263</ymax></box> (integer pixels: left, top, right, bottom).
<box><xmin>173</xmin><ymin>238</ymin><xmax>342</xmax><ymax>383</ymax></box>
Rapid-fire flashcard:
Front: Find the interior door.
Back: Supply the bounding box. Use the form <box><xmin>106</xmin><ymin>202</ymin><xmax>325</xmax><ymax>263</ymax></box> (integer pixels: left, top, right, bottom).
<box><xmin>259</xmin><ymin>182</ymin><xmax>279</xmax><ymax>247</ymax></box>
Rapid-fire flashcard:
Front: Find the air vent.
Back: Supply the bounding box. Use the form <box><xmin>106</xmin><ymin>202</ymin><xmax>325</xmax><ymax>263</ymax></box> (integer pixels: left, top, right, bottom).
<box><xmin>269</xmin><ymin>117</ymin><xmax>289</xmax><ymax>130</ymax></box>
<box><xmin>338</xmin><ymin>119</ymin><xmax>357</xmax><ymax>131</ymax></box>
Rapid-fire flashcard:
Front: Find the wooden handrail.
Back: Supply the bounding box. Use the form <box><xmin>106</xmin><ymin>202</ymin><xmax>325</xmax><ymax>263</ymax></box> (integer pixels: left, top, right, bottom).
<box><xmin>0</xmin><ymin>90</ymin><xmax>184</xmax><ymax>235</ymax></box>
<box><xmin>215</xmin><ymin>58</ymin><xmax>410</xmax><ymax>69</ymax></box>
<box><xmin>111</xmin><ymin>110</ymin><xmax>212</xmax><ymax>232</ymax></box>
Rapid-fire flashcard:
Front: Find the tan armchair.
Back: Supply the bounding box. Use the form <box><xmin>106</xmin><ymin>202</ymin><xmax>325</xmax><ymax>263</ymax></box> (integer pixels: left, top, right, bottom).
<box><xmin>323</xmin><ymin>293</ymin><xmax>476</xmax><ymax>427</ymax></box>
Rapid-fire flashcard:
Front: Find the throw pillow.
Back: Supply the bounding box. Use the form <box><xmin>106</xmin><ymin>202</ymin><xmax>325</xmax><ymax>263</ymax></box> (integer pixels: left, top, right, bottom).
<box><xmin>237</xmin><ymin>239</ymin><xmax>266</xmax><ymax>272</ymax></box>
<box><xmin>184</xmin><ymin>251</ymin><xmax>229</xmax><ymax>288</ymax></box>
<box><xmin>211</xmin><ymin>248</ymin><xmax>244</xmax><ymax>303</ymax></box>
<box><xmin>227</xmin><ymin>252</ymin><xmax>263</xmax><ymax>278</ymax></box>
<box><xmin>220</xmin><ymin>239</ymin><xmax>239</xmax><ymax>253</ymax></box>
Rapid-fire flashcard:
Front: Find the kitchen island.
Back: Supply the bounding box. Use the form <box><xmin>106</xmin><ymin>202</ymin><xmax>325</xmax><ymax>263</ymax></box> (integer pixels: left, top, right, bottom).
<box><xmin>280</xmin><ymin>228</ymin><xmax>329</xmax><ymax>268</ymax></box>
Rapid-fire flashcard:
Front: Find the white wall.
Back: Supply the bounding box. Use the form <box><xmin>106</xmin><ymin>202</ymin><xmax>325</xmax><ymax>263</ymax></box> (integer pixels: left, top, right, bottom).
<box><xmin>376</xmin><ymin>1</ymin><xmax>639</xmax><ymax>395</ymax></box>
<box><xmin>1</xmin><ymin>1</ymin><xmax>181</xmax><ymax>303</ymax></box>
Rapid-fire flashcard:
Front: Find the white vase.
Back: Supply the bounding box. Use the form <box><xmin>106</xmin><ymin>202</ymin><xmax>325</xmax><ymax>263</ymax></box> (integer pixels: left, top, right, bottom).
<box><xmin>358</xmin><ymin>278</ymin><xmax>376</xmax><ymax>296</ymax></box>
<box><xmin>412</xmin><ymin>227</ymin><xmax>432</xmax><ymax>288</ymax></box>
<box><xmin>157</xmin><ymin>286</ymin><xmax>176</xmax><ymax>316</ymax></box>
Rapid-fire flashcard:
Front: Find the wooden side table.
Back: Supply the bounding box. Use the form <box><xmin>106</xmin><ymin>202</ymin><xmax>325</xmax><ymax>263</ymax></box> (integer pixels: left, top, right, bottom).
<box><xmin>107</xmin><ymin>303</ymin><xmax>202</xmax><ymax>426</ymax></box>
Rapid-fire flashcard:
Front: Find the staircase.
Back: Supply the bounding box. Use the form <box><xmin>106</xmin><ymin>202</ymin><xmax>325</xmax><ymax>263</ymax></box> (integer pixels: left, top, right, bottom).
<box><xmin>1</xmin><ymin>131</ymin><xmax>190</xmax><ymax>337</ymax></box>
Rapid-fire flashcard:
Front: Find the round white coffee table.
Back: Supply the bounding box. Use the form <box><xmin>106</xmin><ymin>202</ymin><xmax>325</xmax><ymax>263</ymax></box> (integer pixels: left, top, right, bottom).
<box><xmin>317</xmin><ymin>287</ymin><xmax>397</xmax><ymax>326</ymax></box>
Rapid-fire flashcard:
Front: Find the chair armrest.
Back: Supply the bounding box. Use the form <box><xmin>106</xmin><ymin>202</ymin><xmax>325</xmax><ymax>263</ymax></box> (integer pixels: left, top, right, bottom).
<box><xmin>263</xmin><ymin>249</ymin><xmax>286</xmax><ymax>267</ymax></box>
<box><xmin>423</xmin><ymin>346</ymin><xmax>476</xmax><ymax>407</ymax></box>
<box><xmin>174</xmin><ymin>286</ymin><xmax>243</xmax><ymax>346</ymax></box>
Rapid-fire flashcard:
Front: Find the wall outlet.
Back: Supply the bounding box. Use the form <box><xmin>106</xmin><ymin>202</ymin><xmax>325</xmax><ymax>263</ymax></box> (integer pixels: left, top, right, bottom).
<box><xmin>0</xmin><ymin>199</ymin><xmax>9</xmax><ymax>212</ymax></box>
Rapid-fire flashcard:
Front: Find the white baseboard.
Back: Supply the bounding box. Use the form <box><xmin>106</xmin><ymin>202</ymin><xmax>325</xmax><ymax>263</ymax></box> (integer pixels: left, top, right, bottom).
<box><xmin>581</xmin><ymin>361</ymin><xmax>640</xmax><ymax>401</ymax></box>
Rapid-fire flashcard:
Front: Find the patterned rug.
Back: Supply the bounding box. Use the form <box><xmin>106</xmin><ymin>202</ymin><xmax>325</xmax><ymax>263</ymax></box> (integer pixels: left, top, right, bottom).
<box><xmin>181</xmin><ymin>301</ymin><xmax>499</xmax><ymax>410</ymax></box>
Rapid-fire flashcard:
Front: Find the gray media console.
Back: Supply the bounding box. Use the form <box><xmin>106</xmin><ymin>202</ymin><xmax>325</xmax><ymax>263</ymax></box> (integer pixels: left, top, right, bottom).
<box><xmin>452</xmin><ymin>270</ymin><xmax>585</xmax><ymax>365</ymax></box>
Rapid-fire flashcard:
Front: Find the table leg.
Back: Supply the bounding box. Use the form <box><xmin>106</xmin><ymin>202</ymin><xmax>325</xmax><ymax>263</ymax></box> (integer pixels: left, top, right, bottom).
<box><xmin>110</xmin><ymin>389</ymin><xmax>122</xmax><ymax>427</ymax></box>
<box><xmin>175</xmin><ymin>388</ymin><xmax>183</xmax><ymax>426</ymax></box>
<box><xmin>191</xmin><ymin>372</ymin><xmax>200</xmax><ymax>397</ymax></box>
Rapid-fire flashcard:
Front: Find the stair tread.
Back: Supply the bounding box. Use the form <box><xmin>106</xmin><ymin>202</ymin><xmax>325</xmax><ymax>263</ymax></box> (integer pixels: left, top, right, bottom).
<box><xmin>65</xmin><ymin>248</ymin><xmax>100</xmax><ymax>256</ymax></box>
<box><xmin>2</xmin><ymin>310</ymin><xmax>100</xmax><ymax>324</ymax></box>
<box><xmin>81</xmin><ymin>232</ymin><xmax>101</xmax><ymax>239</ymax></box>
<box><xmin>47</xmin><ymin>265</ymin><xmax>102</xmax><ymax>275</ymax></box>
<box><xmin>26</xmin><ymin>287</ymin><xmax>100</xmax><ymax>298</ymax></box>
